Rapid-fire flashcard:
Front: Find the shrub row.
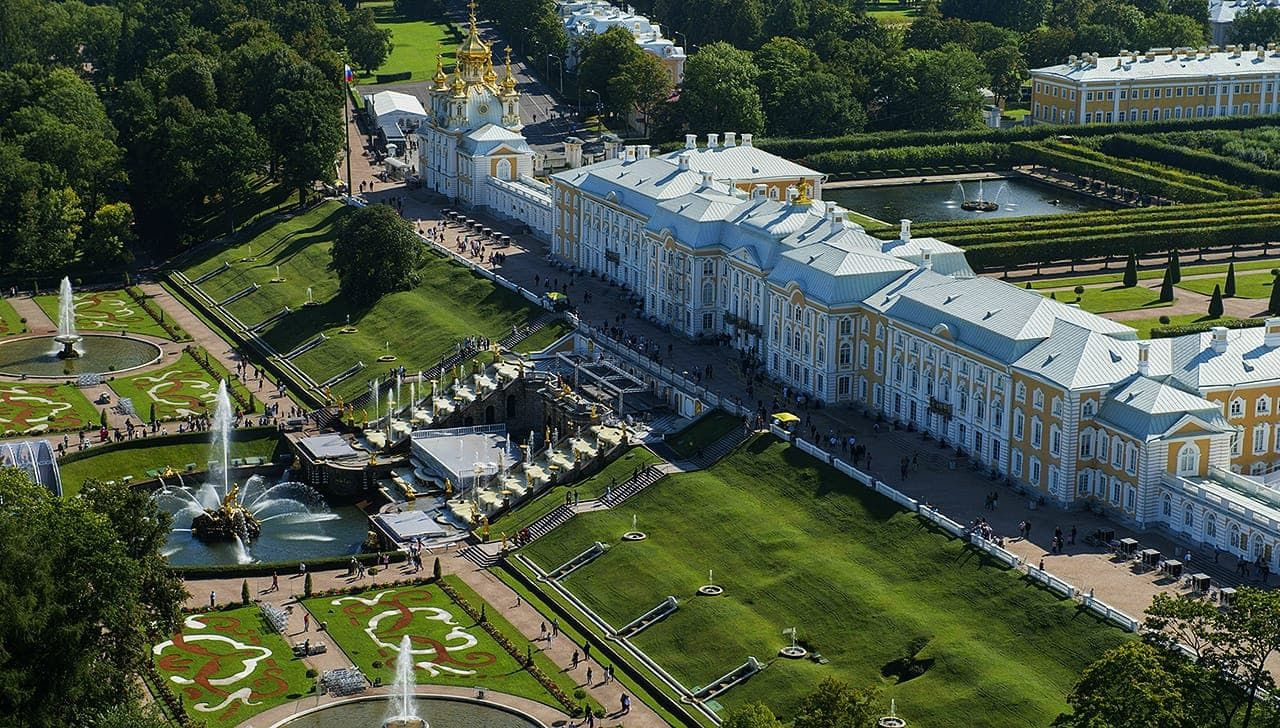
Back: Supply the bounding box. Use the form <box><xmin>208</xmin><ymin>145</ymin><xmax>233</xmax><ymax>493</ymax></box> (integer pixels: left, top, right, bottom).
<box><xmin>804</xmin><ymin>142</ymin><xmax>1013</xmax><ymax>175</ymax></box>
<box><xmin>125</xmin><ymin>285</ymin><xmax>190</xmax><ymax>341</ymax></box>
<box><xmin>758</xmin><ymin>114</ymin><xmax>1280</xmax><ymax>158</ymax></box>
<box><xmin>374</xmin><ymin>71</ymin><xmax>412</xmax><ymax>83</ymax></box>
<box><xmin>926</xmin><ymin>212</ymin><xmax>1280</xmax><ymax>247</ymax></box>
<box><xmin>965</xmin><ymin>218</ymin><xmax>1280</xmax><ymax>268</ymax></box>
<box><xmin>1013</xmin><ymin>141</ymin><xmax>1246</xmax><ymax>203</ymax></box>
<box><xmin>170</xmin><ymin>550</ymin><xmax>405</xmax><ymax>579</ymax></box>
<box><xmin>184</xmin><ymin>345</ymin><xmax>257</xmax><ymax>413</ymax></box>
<box><xmin>1150</xmin><ymin>317</ymin><xmax>1268</xmax><ymax>338</ymax></box>
<box><xmin>1100</xmin><ymin>133</ymin><xmax>1280</xmax><ymax>192</ymax></box>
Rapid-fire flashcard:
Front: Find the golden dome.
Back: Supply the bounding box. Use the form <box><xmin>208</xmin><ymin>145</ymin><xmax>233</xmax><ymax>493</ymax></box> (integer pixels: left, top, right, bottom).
<box><xmin>433</xmin><ymin>55</ymin><xmax>448</xmax><ymax>90</ymax></box>
<box><xmin>501</xmin><ymin>46</ymin><xmax>517</xmax><ymax>94</ymax></box>
<box><xmin>452</xmin><ymin>72</ymin><xmax>466</xmax><ymax>97</ymax></box>
<box><xmin>458</xmin><ymin>0</ymin><xmax>491</xmax><ymax>65</ymax></box>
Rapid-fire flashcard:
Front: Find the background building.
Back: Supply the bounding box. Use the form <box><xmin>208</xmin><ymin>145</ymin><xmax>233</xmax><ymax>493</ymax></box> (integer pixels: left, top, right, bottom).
<box><xmin>558</xmin><ymin>0</ymin><xmax>686</xmax><ymax>85</ymax></box>
<box><xmin>1209</xmin><ymin>0</ymin><xmax>1280</xmax><ymax>46</ymax></box>
<box><xmin>1030</xmin><ymin>45</ymin><xmax>1280</xmax><ymax>124</ymax></box>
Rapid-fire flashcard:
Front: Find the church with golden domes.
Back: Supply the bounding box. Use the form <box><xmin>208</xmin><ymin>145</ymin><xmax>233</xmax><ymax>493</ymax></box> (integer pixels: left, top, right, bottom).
<box><xmin>417</xmin><ymin>2</ymin><xmax>550</xmax><ymax>234</ymax></box>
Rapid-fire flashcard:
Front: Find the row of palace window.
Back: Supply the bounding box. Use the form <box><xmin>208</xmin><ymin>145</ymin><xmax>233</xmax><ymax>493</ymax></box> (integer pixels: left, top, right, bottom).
<box><xmin>1160</xmin><ymin>494</ymin><xmax>1278</xmax><ymax>562</ymax></box>
<box><xmin>1076</xmin><ymin>469</ymin><xmax>1138</xmax><ymax>511</ymax></box>
<box><xmin>1078</xmin><ymin>429</ymin><xmax>1140</xmax><ymax>475</ymax></box>
<box><xmin>1083</xmin><ymin>82</ymin><xmax>1265</xmax><ymax>101</ymax></box>
<box><xmin>1226</xmin><ymin>395</ymin><xmax>1280</xmax><ymax>419</ymax></box>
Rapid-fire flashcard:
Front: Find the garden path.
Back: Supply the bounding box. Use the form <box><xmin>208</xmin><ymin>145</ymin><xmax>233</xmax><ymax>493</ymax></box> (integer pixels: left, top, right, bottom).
<box><xmin>6</xmin><ymin>294</ymin><xmax>54</xmax><ymax>332</ymax></box>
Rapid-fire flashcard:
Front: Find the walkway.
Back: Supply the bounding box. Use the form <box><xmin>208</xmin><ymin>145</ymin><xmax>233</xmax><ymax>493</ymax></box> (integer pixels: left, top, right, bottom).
<box><xmin>5</xmin><ymin>293</ymin><xmax>54</xmax><ymax>333</ymax></box>
<box><xmin>824</xmin><ymin>170</ymin><xmax>1014</xmax><ymax>190</ymax></box>
<box><xmin>186</xmin><ymin>557</ymin><xmax>665</xmax><ymax>727</ymax></box>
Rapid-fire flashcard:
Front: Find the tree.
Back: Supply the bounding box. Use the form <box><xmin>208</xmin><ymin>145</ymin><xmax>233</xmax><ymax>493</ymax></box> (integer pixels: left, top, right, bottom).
<box><xmin>982</xmin><ymin>45</ymin><xmax>1027</xmax><ymax>107</ymax></box>
<box><xmin>1122</xmin><ymin>252</ymin><xmax>1138</xmax><ymax>287</ymax></box>
<box><xmin>773</xmin><ymin>71</ymin><xmax>867</xmax><ymax>137</ymax></box>
<box><xmin>763</xmin><ymin>0</ymin><xmax>808</xmax><ymax>40</ymax></box>
<box><xmin>791</xmin><ymin>678</ymin><xmax>878</xmax><ymax>728</ymax></box>
<box><xmin>329</xmin><ymin>204</ymin><xmax>422</xmax><ymax>306</ymax></box>
<box><xmin>1052</xmin><ymin>641</ymin><xmax>1191</xmax><ymax>728</ymax></box>
<box><xmin>1021</xmin><ymin>26</ymin><xmax>1075</xmax><ymax>68</ymax></box>
<box><xmin>939</xmin><ymin>0</ymin><xmax>1050</xmax><ymax>31</ymax></box>
<box><xmin>722</xmin><ymin>702</ymin><xmax>784</xmax><ymax>728</ymax></box>
<box><xmin>1225</xmin><ymin>262</ymin><xmax>1237</xmax><ymax>298</ymax></box>
<box><xmin>1170</xmin><ymin>249</ymin><xmax>1182</xmax><ymax>283</ymax></box>
<box><xmin>1209</xmin><ymin>284</ymin><xmax>1224</xmax><ymax>318</ymax></box>
<box><xmin>578</xmin><ymin>27</ymin><xmax>644</xmax><ymax>117</ymax></box>
<box><xmin>242</xmin><ymin>579</ymin><xmax>251</xmax><ymax>604</ymax></box>
<box><xmin>607</xmin><ymin>53</ymin><xmax>672</xmax><ymax>135</ymax></box>
<box><xmin>1232</xmin><ymin>7</ymin><xmax>1280</xmax><ymax>46</ymax></box>
<box><xmin>1136</xmin><ymin>13</ymin><xmax>1205</xmax><ymax>50</ymax></box>
<box><xmin>346</xmin><ymin>7</ymin><xmax>392</xmax><ymax>74</ymax></box>
<box><xmin>82</xmin><ymin>202</ymin><xmax>136</xmax><ymax>268</ymax></box>
<box><xmin>433</xmin><ymin>556</ymin><xmax>442</xmax><ymax>580</ymax></box>
<box><xmin>188</xmin><ymin>109</ymin><xmax>267</xmax><ymax>233</ymax></box>
<box><xmin>1159</xmin><ymin>266</ymin><xmax>1174</xmax><ymax>303</ymax></box>
<box><xmin>0</xmin><ymin>470</ymin><xmax>184</xmax><ymax>726</ymax></box>
<box><xmin>1270</xmin><ymin>273</ymin><xmax>1280</xmax><ymax>315</ymax></box>
<box><xmin>676</xmin><ymin>43</ymin><xmax>765</xmax><ymax>135</ymax></box>
<box><xmin>875</xmin><ymin>45</ymin><xmax>985</xmax><ymax>130</ymax></box>
<box><xmin>265</xmin><ymin>85</ymin><xmax>344</xmax><ymax>204</ymax></box>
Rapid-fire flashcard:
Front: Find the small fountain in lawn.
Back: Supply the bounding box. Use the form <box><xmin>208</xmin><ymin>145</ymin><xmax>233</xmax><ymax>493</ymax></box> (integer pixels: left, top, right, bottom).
<box><xmin>53</xmin><ymin>276</ymin><xmax>83</xmax><ymax>359</ymax></box>
<box><xmin>379</xmin><ymin>341</ymin><xmax>397</xmax><ymax>362</ymax></box>
<box><xmin>622</xmin><ymin>513</ymin><xmax>647</xmax><ymax>541</ymax></box>
<box><xmin>698</xmin><ymin>568</ymin><xmax>724</xmax><ymax>597</ymax></box>
<box><xmin>304</xmin><ymin>287</ymin><xmax>320</xmax><ymax>307</ymax></box>
<box><xmin>949</xmin><ymin>180</ymin><xmax>1002</xmax><ymax>212</ymax></box>
<box><xmin>780</xmin><ymin>627</ymin><xmax>807</xmax><ymax>659</ymax></box>
<box><xmin>153</xmin><ymin>381</ymin><xmax>353</xmax><ymax>565</ymax></box>
<box><xmin>384</xmin><ymin>635</ymin><xmax>428</xmax><ymax>728</ymax></box>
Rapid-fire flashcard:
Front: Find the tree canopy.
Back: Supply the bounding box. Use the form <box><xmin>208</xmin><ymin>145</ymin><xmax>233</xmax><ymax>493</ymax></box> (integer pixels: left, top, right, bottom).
<box><xmin>329</xmin><ymin>204</ymin><xmax>423</xmax><ymax>306</ymax></box>
<box><xmin>0</xmin><ymin>469</ymin><xmax>185</xmax><ymax>727</ymax></box>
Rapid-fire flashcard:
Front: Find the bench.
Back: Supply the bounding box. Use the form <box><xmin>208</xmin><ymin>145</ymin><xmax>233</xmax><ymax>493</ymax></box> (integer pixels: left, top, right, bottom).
<box><xmin>185</xmin><ymin>462</ymin><xmax>197</xmax><ymax>472</ymax></box>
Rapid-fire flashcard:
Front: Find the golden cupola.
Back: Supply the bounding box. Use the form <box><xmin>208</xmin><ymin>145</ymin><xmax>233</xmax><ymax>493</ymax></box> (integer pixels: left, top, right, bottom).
<box><xmin>457</xmin><ymin>0</ymin><xmax>492</xmax><ymax>82</ymax></box>
<box><xmin>483</xmin><ymin>55</ymin><xmax>498</xmax><ymax>85</ymax></box>
<box><xmin>433</xmin><ymin>55</ymin><xmax>448</xmax><ymax>91</ymax></box>
<box><xmin>501</xmin><ymin>46</ymin><xmax>518</xmax><ymax>96</ymax></box>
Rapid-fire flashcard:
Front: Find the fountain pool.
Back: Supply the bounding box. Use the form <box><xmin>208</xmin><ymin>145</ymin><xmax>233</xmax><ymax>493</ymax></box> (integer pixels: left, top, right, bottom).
<box><xmin>825</xmin><ymin>178</ymin><xmax>1114</xmax><ymax>223</ymax></box>
<box><xmin>269</xmin><ymin>695</ymin><xmax>543</xmax><ymax>728</ymax></box>
<box><xmin>0</xmin><ymin>333</ymin><xmax>162</xmax><ymax>377</ymax></box>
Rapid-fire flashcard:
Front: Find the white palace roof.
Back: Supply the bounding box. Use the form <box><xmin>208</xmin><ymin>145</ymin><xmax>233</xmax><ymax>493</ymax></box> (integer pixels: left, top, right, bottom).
<box><xmin>1033</xmin><ymin>47</ymin><xmax>1280</xmax><ymax>83</ymax></box>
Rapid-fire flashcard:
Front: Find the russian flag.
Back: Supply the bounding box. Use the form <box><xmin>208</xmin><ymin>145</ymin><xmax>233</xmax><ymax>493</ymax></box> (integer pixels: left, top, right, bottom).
<box><xmin>344</xmin><ymin>64</ymin><xmax>355</xmax><ymax>84</ymax></box>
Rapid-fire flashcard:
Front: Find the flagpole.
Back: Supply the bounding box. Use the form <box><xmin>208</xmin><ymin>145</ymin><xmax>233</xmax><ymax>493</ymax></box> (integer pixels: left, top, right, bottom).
<box><xmin>344</xmin><ymin>76</ymin><xmax>353</xmax><ymax>196</ymax></box>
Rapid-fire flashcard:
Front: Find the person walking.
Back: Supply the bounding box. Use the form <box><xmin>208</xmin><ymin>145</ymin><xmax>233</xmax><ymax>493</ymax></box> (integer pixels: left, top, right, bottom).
<box><xmin>209</xmin><ymin>590</ymin><xmax>216</xmax><ymax>609</ymax></box>
<box><xmin>303</xmin><ymin>613</ymin><xmax>310</xmax><ymax>632</ymax></box>
<box><xmin>586</xmin><ymin>666</ymin><xmax>593</xmax><ymax>685</ymax></box>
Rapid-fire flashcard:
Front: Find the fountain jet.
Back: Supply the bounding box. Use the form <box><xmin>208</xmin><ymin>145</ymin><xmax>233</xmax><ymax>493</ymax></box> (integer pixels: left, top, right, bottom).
<box><xmin>53</xmin><ymin>276</ymin><xmax>83</xmax><ymax>359</ymax></box>
<box><xmin>384</xmin><ymin>634</ymin><xmax>427</xmax><ymax>728</ymax></box>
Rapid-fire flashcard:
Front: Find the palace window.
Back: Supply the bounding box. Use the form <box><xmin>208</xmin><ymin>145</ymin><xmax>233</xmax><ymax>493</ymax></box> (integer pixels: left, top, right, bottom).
<box><xmin>839</xmin><ymin>343</ymin><xmax>852</xmax><ymax>366</ymax></box>
<box><xmin>1013</xmin><ymin>411</ymin><xmax>1025</xmax><ymax>441</ymax></box>
<box><xmin>1258</xmin><ymin>396</ymin><xmax>1272</xmax><ymax>416</ymax></box>
<box><xmin>1080</xmin><ymin>431</ymin><xmax>1093</xmax><ymax>457</ymax></box>
<box><xmin>1031</xmin><ymin>418</ymin><xmax>1043</xmax><ymax>449</ymax></box>
<box><xmin>1033</xmin><ymin>389</ymin><xmax>1044</xmax><ymax>410</ymax></box>
<box><xmin>1015</xmin><ymin>382</ymin><xmax>1026</xmax><ymax>402</ymax></box>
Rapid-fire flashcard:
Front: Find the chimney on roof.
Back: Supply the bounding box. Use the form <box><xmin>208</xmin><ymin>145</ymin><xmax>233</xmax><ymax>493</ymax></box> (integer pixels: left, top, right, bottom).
<box><xmin>636</xmin><ymin>144</ymin><xmax>650</xmax><ymax>160</ymax></box>
<box><xmin>752</xmin><ymin>183</ymin><xmax>766</xmax><ymax>199</ymax></box>
<box><xmin>685</xmin><ymin>133</ymin><xmax>697</xmax><ymax>149</ymax></box>
<box><xmin>786</xmin><ymin>185</ymin><xmax>799</xmax><ymax>204</ymax></box>
<box><xmin>921</xmin><ymin>247</ymin><xmax>933</xmax><ymax>271</ymax></box>
<box><xmin>707</xmin><ymin>132</ymin><xmax>719</xmax><ymax>148</ymax></box>
<box><xmin>724</xmin><ymin>132</ymin><xmax>737</xmax><ymax>147</ymax></box>
<box><xmin>677</xmin><ymin>152</ymin><xmax>691</xmax><ymax>170</ymax></box>
<box><xmin>1211</xmin><ymin>326</ymin><xmax>1229</xmax><ymax>354</ymax></box>
<box><xmin>1137</xmin><ymin>341</ymin><xmax>1150</xmax><ymax>376</ymax></box>
<box><xmin>1069</xmin><ymin>54</ymin><xmax>1078</xmax><ymax>65</ymax></box>
<box><xmin>623</xmin><ymin>145</ymin><xmax>636</xmax><ymax>162</ymax></box>
<box><xmin>900</xmin><ymin>218</ymin><xmax>912</xmax><ymax>242</ymax></box>
<box><xmin>741</xmin><ymin>133</ymin><xmax>753</xmax><ymax>147</ymax></box>
<box><xmin>831</xmin><ymin>209</ymin><xmax>847</xmax><ymax>233</ymax></box>
<box><xmin>700</xmin><ymin>169</ymin><xmax>714</xmax><ymax>187</ymax></box>
<box><xmin>1266</xmin><ymin>318</ymin><xmax>1280</xmax><ymax>347</ymax></box>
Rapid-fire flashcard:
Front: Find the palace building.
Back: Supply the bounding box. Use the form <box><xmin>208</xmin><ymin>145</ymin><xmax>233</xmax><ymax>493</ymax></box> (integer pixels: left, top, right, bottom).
<box><xmin>1030</xmin><ymin>45</ymin><xmax>1280</xmax><ymax>124</ymax></box>
<box><xmin>550</xmin><ymin>135</ymin><xmax>1280</xmax><ymax>565</ymax></box>
<box><xmin>416</xmin><ymin>3</ymin><xmax>553</xmax><ymax>237</ymax></box>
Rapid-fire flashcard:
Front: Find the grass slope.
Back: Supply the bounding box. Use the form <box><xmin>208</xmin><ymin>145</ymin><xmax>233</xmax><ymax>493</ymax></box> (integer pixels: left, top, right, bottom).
<box><xmin>664</xmin><ymin>410</ymin><xmax>741</xmax><ymax>459</ymax></box>
<box><xmin>57</xmin><ymin>433</ymin><xmax>279</xmax><ymax>496</ymax></box>
<box><xmin>522</xmin><ymin>436</ymin><xmax>1128</xmax><ymax>726</ymax></box>
<box><xmin>363</xmin><ymin>1</ymin><xmax>460</xmax><ymax>82</ymax></box>
<box><xmin>181</xmin><ymin>202</ymin><xmax>548</xmax><ymax>400</ymax></box>
<box><xmin>0</xmin><ymin>298</ymin><xmax>25</xmax><ymax>336</ymax></box>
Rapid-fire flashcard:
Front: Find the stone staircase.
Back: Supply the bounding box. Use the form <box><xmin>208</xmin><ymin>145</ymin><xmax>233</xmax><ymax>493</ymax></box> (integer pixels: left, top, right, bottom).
<box><xmin>499</xmin><ymin>312</ymin><xmax>561</xmax><ymax>350</ymax></box>
<box><xmin>599</xmin><ymin>466</ymin><xmax>665</xmax><ymax>508</ymax></box>
<box><xmin>458</xmin><ymin>543</ymin><xmax>500</xmax><ymax>569</ymax></box>
<box><xmin>687</xmin><ymin>426</ymin><xmax>750</xmax><ymax>470</ymax></box>
<box><xmin>524</xmin><ymin>503</ymin><xmax>577</xmax><ymax>543</ymax></box>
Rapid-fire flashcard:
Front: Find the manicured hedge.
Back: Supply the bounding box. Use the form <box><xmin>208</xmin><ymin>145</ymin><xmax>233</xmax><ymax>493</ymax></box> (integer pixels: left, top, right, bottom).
<box><xmin>805</xmin><ymin>142</ymin><xmax>1013</xmax><ymax>175</ymax></box>
<box><xmin>374</xmin><ymin>71</ymin><xmax>412</xmax><ymax>83</ymax></box>
<box><xmin>171</xmin><ymin>550</ymin><xmax>406</xmax><ymax>579</ymax></box>
<box><xmin>1013</xmin><ymin>141</ymin><xmax>1249</xmax><ymax>203</ymax></box>
<box><xmin>1100</xmin><ymin>133</ymin><xmax>1280</xmax><ymax>192</ymax></box>
<box><xmin>757</xmin><ymin>114</ymin><xmax>1280</xmax><ymax>159</ymax></box>
<box><xmin>1150</xmin><ymin>317</ymin><xmax>1268</xmax><ymax>338</ymax></box>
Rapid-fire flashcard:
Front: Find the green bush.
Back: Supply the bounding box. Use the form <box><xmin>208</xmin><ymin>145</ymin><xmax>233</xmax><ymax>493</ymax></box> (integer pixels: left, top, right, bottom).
<box><xmin>303</xmin><ymin>572</ymin><xmax>313</xmax><ymax>598</ymax></box>
<box><xmin>241</xmin><ymin>579</ymin><xmax>250</xmax><ymax>605</ymax></box>
<box><xmin>806</xmin><ymin>142</ymin><xmax>1013</xmax><ymax>175</ymax></box>
<box><xmin>1150</xmin><ymin>317</ymin><xmax>1266</xmax><ymax>338</ymax></box>
<box><xmin>1101</xmin><ymin>133</ymin><xmax>1280</xmax><ymax>192</ymax></box>
<box><xmin>1012</xmin><ymin>141</ymin><xmax>1246</xmax><ymax>203</ymax></box>
<box><xmin>374</xmin><ymin>71</ymin><xmax>412</xmax><ymax>83</ymax></box>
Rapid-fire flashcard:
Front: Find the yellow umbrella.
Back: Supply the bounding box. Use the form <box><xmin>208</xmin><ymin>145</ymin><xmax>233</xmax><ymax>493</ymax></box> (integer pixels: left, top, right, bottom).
<box><xmin>772</xmin><ymin>412</ymin><xmax>801</xmax><ymax>423</ymax></box>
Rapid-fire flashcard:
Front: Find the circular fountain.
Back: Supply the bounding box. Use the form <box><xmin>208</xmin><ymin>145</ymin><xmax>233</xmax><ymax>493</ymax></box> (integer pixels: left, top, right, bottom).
<box><xmin>0</xmin><ymin>277</ymin><xmax>162</xmax><ymax>377</ymax></box>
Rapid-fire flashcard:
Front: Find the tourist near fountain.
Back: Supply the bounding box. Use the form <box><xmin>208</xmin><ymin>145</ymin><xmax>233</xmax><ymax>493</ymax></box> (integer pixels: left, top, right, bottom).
<box><xmin>384</xmin><ymin>635</ymin><xmax>427</xmax><ymax>728</ymax></box>
<box><xmin>53</xmin><ymin>276</ymin><xmax>83</xmax><ymax>359</ymax></box>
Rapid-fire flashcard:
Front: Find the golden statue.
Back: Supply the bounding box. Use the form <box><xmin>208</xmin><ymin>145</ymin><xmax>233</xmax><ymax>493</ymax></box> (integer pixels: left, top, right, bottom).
<box><xmin>795</xmin><ymin>180</ymin><xmax>813</xmax><ymax>206</ymax></box>
<box><xmin>545</xmin><ymin>425</ymin><xmax>551</xmax><ymax>443</ymax></box>
<box><xmin>590</xmin><ymin>404</ymin><xmax>598</xmax><ymax>419</ymax></box>
<box><xmin>444</xmin><ymin>478</ymin><xmax>454</xmax><ymax>496</ymax></box>
<box><xmin>222</xmin><ymin>483</ymin><xmax>241</xmax><ymax>510</ymax></box>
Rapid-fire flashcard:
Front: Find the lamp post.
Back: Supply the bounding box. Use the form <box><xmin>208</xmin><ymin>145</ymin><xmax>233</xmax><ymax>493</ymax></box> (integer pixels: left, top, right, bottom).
<box><xmin>583</xmin><ymin>88</ymin><xmax>601</xmax><ymax>123</ymax></box>
<box><xmin>547</xmin><ymin>54</ymin><xmax>564</xmax><ymax>94</ymax></box>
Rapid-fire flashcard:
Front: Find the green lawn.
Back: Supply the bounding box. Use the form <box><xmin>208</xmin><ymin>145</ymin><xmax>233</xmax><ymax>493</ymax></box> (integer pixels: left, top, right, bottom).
<box><xmin>1179</xmin><ymin>271</ymin><xmax>1277</xmax><ymax>299</ymax></box>
<box><xmin>515</xmin><ymin>320</ymin><xmax>573</xmax><ymax>353</ymax></box>
<box><xmin>34</xmin><ymin>288</ymin><xmax>177</xmax><ymax>339</ymax></box>
<box><xmin>1121</xmin><ymin>313</ymin><xmax>1243</xmax><ymax>339</ymax></box>
<box><xmin>1030</xmin><ymin>257</ymin><xmax>1280</xmax><ymax>291</ymax></box>
<box><xmin>360</xmin><ymin>1</ymin><xmax>460</xmax><ymax>83</ymax></box>
<box><xmin>0</xmin><ymin>382</ymin><xmax>99</xmax><ymax>437</ymax></box>
<box><xmin>520</xmin><ymin>436</ymin><xmax>1129</xmax><ymax>725</ymax></box>
<box><xmin>110</xmin><ymin>351</ymin><xmax>255</xmax><ymax>421</ymax></box>
<box><xmin>181</xmin><ymin>202</ymin><xmax>549</xmax><ymax>401</ymax></box>
<box><xmin>1042</xmin><ymin>284</ymin><xmax>1171</xmax><ymax>314</ymax></box>
<box><xmin>303</xmin><ymin>578</ymin><xmax>588</xmax><ymax>711</ymax></box>
<box><xmin>57</xmin><ymin>432</ymin><xmax>280</xmax><ymax>496</ymax></box>
<box><xmin>152</xmin><ymin>607</ymin><xmax>313</xmax><ymax>728</ymax></box>
<box><xmin>664</xmin><ymin>410</ymin><xmax>742</xmax><ymax>459</ymax></box>
<box><xmin>868</xmin><ymin>6</ymin><xmax>917</xmax><ymax>24</ymax></box>
<box><xmin>492</xmin><ymin>446</ymin><xmax>663</xmax><ymax>535</ymax></box>
<box><xmin>0</xmin><ymin>298</ymin><xmax>25</xmax><ymax>336</ymax></box>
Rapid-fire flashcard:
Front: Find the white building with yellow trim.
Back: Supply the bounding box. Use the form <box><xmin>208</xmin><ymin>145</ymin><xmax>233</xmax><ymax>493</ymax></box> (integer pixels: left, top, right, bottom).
<box><xmin>551</xmin><ymin>136</ymin><xmax>1280</xmax><ymax>566</ymax></box>
<box><xmin>1030</xmin><ymin>45</ymin><xmax>1280</xmax><ymax>124</ymax></box>
<box><xmin>416</xmin><ymin>3</ymin><xmax>553</xmax><ymax>237</ymax></box>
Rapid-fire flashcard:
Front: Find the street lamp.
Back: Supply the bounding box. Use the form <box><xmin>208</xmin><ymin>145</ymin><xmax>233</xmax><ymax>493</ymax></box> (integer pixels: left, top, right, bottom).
<box><xmin>546</xmin><ymin>54</ymin><xmax>564</xmax><ymax>94</ymax></box>
<box><xmin>672</xmin><ymin>30</ymin><xmax>688</xmax><ymax>51</ymax></box>
<box><xmin>520</xmin><ymin>26</ymin><xmax>529</xmax><ymax>58</ymax></box>
<box><xmin>582</xmin><ymin>88</ymin><xmax>601</xmax><ymax>121</ymax></box>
